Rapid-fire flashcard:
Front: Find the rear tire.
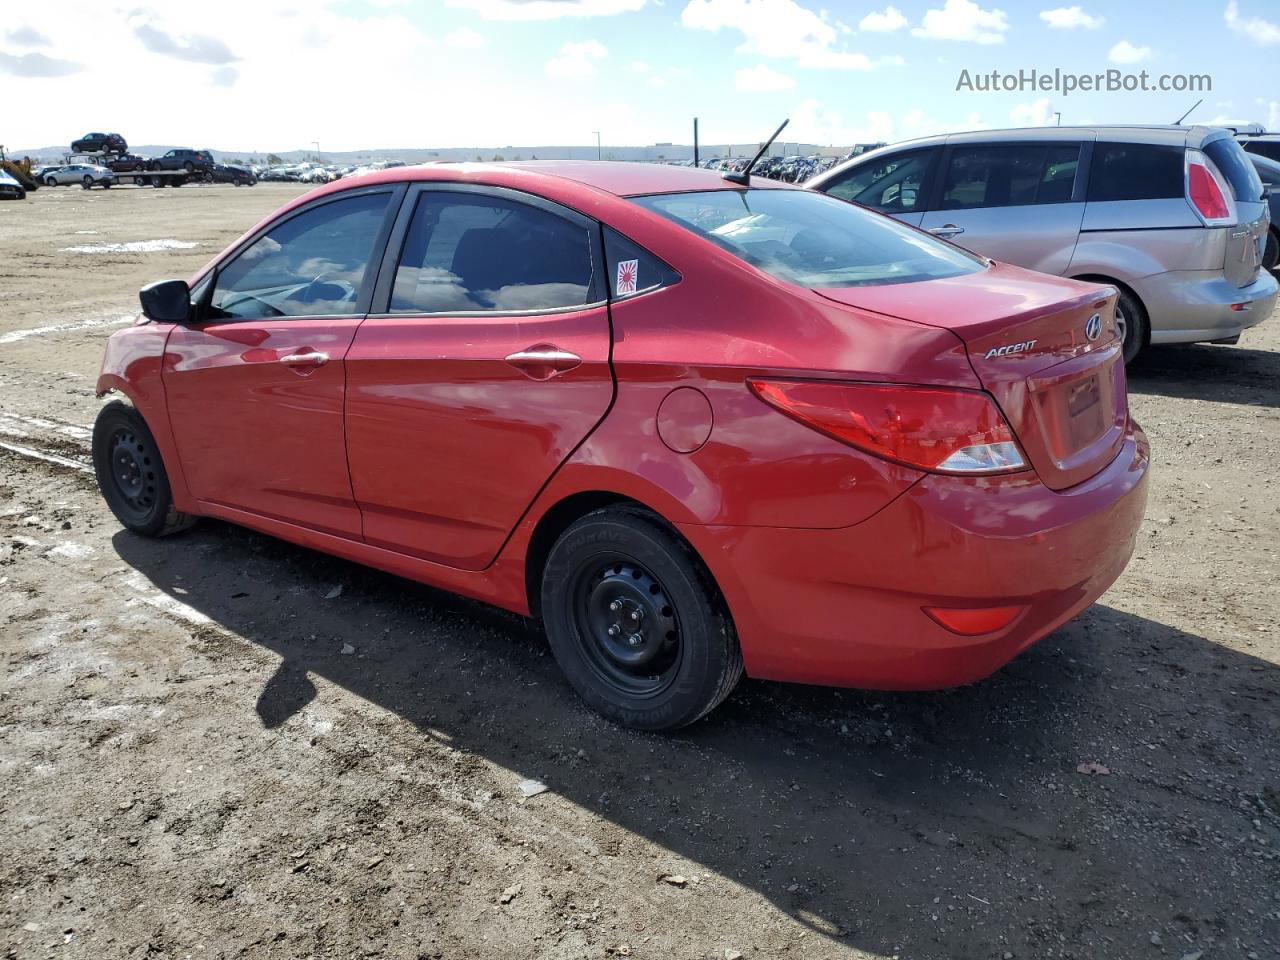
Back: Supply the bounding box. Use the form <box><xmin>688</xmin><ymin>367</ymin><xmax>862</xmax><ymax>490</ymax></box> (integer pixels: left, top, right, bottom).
<box><xmin>1114</xmin><ymin>287</ymin><xmax>1148</xmax><ymax>364</ymax></box>
<box><xmin>541</xmin><ymin>507</ymin><xmax>742</xmax><ymax>730</ymax></box>
<box><xmin>92</xmin><ymin>401</ymin><xmax>195</xmax><ymax>537</ymax></box>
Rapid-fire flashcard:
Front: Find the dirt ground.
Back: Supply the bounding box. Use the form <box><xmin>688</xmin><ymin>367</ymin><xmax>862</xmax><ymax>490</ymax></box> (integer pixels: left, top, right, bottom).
<box><xmin>1</xmin><ymin>182</ymin><xmax>1278</xmax><ymax>960</ymax></box>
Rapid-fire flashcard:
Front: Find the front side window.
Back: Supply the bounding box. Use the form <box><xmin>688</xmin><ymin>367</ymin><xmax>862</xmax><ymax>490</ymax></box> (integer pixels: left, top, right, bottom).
<box><xmin>390</xmin><ymin>192</ymin><xmax>594</xmax><ymax>313</ymax></box>
<box><xmin>210</xmin><ymin>192</ymin><xmax>391</xmax><ymax>320</ymax></box>
<box><xmin>632</xmin><ymin>188</ymin><xmax>984</xmax><ymax>288</ymax></box>
<box><xmin>823</xmin><ymin>149</ymin><xmax>933</xmax><ymax>213</ymax></box>
<box><xmin>941</xmin><ymin>144</ymin><xmax>1082</xmax><ymax>209</ymax></box>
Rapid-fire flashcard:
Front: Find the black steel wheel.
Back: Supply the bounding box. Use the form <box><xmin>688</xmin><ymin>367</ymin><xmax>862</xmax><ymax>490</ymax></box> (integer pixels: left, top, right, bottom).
<box><xmin>541</xmin><ymin>507</ymin><xmax>742</xmax><ymax>730</ymax></box>
<box><xmin>92</xmin><ymin>401</ymin><xmax>195</xmax><ymax>537</ymax></box>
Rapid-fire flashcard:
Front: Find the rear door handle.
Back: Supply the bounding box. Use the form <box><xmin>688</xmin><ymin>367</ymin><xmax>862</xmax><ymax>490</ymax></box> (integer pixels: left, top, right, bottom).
<box><xmin>928</xmin><ymin>224</ymin><xmax>965</xmax><ymax>238</ymax></box>
<box><xmin>504</xmin><ymin>345</ymin><xmax>582</xmax><ymax>380</ymax></box>
<box><xmin>280</xmin><ymin>351</ymin><xmax>330</xmax><ymax>367</ymax></box>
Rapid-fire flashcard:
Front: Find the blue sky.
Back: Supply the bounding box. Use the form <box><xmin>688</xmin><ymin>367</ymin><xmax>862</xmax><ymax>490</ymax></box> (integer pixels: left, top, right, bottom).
<box><xmin>3</xmin><ymin>0</ymin><xmax>1278</xmax><ymax>152</ymax></box>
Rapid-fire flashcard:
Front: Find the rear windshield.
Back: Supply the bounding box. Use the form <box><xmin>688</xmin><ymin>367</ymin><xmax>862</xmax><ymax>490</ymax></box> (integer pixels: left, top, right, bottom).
<box><xmin>630</xmin><ymin>189</ymin><xmax>984</xmax><ymax>288</ymax></box>
<box><xmin>1203</xmin><ymin>137</ymin><xmax>1264</xmax><ymax>202</ymax></box>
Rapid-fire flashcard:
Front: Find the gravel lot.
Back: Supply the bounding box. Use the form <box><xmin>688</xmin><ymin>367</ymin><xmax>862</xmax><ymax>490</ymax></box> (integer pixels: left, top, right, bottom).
<box><xmin>1</xmin><ymin>182</ymin><xmax>1278</xmax><ymax>960</ymax></box>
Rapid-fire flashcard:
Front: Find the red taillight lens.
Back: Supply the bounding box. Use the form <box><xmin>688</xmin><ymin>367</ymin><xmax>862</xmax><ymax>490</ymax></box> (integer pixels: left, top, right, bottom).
<box><xmin>748</xmin><ymin>379</ymin><xmax>1028</xmax><ymax>474</ymax></box>
<box><xmin>924</xmin><ymin>605</ymin><xmax>1025</xmax><ymax>635</ymax></box>
<box><xmin>1185</xmin><ymin>150</ymin><xmax>1236</xmax><ymax>225</ymax></box>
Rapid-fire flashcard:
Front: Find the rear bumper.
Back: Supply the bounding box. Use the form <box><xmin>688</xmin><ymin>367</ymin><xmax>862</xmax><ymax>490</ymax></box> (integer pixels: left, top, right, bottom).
<box><xmin>1139</xmin><ymin>268</ymin><xmax>1278</xmax><ymax>344</ymax></box>
<box><xmin>679</xmin><ymin>421</ymin><xmax>1150</xmax><ymax>690</ymax></box>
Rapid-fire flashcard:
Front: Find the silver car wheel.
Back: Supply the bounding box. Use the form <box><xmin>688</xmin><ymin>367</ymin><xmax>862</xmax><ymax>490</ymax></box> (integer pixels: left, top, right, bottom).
<box><xmin>1115</xmin><ymin>304</ymin><xmax>1128</xmax><ymax>348</ymax></box>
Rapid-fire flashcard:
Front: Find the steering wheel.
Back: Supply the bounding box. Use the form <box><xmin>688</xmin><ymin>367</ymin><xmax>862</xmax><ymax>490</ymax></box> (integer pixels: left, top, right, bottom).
<box><xmin>295</xmin><ymin>273</ymin><xmax>357</xmax><ymax>306</ymax></box>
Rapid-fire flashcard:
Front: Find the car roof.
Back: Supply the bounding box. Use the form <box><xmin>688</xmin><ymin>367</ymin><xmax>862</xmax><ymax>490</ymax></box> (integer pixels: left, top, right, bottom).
<box><xmin>849</xmin><ymin>124</ymin><xmax>1218</xmax><ymax>153</ymax></box>
<box><xmin>345</xmin><ymin>160</ymin><xmax>795</xmax><ymax>198</ymax></box>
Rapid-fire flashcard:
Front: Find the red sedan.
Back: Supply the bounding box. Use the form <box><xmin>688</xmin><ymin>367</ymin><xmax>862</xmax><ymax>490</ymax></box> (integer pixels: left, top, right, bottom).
<box><xmin>93</xmin><ymin>162</ymin><xmax>1149</xmax><ymax>730</ymax></box>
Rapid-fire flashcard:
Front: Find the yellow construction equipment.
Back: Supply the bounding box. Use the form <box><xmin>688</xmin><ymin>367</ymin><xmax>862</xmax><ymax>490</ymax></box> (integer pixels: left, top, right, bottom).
<box><xmin>0</xmin><ymin>145</ymin><xmax>40</xmax><ymax>191</ymax></box>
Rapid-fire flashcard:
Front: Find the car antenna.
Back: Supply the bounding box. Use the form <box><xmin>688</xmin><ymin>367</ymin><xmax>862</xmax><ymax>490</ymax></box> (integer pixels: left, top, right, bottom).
<box><xmin>1173</xmin><ymin>98</ymin><xmax>1202</xmax><ymax>126</ymax></box>
<box><xmin>723</xmin><ymin>118</ymin><xmax>789</xmax><ymax>186</ymax></box>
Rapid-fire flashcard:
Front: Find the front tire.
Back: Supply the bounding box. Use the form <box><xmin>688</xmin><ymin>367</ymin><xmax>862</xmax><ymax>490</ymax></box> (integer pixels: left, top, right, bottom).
<box><xmin>541</xmin><ymin>508</ymin><xmax>742</xmax><ymax>730</ymax></box>
<box><xmin>92</xmin><ymin>401</ymin><xmax>195</xmax><ymax>537</ymax></box>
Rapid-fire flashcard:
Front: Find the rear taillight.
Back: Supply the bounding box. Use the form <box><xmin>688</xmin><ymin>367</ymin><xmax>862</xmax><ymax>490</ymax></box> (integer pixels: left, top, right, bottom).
<box><xmin>748</xmin><ymin>379</ymin><xmax>1028</xmax><ymax>475</ymax></box>
<box><xmin>1186</xmin><ymin>149</ymin><xmax>1236</xmax><ymax>226</ymax></box>
<box><xmin>924</xmin><ymin>605</ymin><xmax>1025</xmax><ymax>635</ymax></box>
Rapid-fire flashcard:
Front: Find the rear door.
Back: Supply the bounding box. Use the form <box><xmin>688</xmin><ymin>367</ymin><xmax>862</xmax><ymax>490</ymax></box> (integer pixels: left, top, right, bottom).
<box><xmin>818</xmin><ymin>147</ymin><xmax>939</xmax><ymax>227</ymax></box>
<box><xmin>163</xmin><ymin>185</ymin><xmax>401</xmax><ymax>537</ymax></box>
<box><xmin>344</xmin><ymin>184</ymin><xmax>614</xmax><ymax>570</ymax></box>
<box><xmin>919</xmin><ymin>140</ymin><xmax>1087</xmax><ymax>274</ymax></box>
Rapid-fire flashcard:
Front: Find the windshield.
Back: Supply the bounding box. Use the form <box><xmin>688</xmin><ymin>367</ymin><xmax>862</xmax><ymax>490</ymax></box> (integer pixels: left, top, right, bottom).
<box><xmin>631</xmin><ymin>188</ymin><xmax>985</xmax><ymax>288</ymax></box>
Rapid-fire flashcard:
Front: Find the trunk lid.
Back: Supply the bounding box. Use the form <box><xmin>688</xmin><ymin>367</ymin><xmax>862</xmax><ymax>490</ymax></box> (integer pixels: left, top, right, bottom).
<box><xmin>816</xmin><ymin>262</ymin><xmax>1128</xmax><ymax>491</ymax></box>
<box><xmin>1221</xmin><ymin>202</ymin><xmax>1269</xmax><ymax>288</ymax></box>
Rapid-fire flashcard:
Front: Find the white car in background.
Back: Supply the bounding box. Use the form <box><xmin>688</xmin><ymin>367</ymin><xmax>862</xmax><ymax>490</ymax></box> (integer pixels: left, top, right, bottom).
<box><xmin>0</xmin><ymin>168</ymin><xmax>26</xmax><ymax>200</ymax></box>
<box><xmin>43</xmin><ymin>163</ymin><xmax>114</xmax><ymax>189</ymax></box>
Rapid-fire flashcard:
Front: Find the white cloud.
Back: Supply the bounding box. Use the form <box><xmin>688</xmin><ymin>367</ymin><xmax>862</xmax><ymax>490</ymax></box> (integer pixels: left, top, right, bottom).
<box><xmin>736</xmin><ymin>63</ymin><xmax>796</xmax><ymax>91</ymax></box>
<box><xmin>1038</xmin><ymin>6</ymin><xmax>1103</xmax><ymax>29</ymax></box>
<box><xmin>1224</xmin><ymin>1</ymin><xmax>1280</xmax><ymax>45</ymax></box>
<box><xmin>447</xmin><ymin>0</ymin><xmax>645</xmax><ymax>20</ymax></box>
<box><xmin>545</xmin><ymin>39</ymin><xmax>608</xmax><ymax>77</ymax></box>
<box><xmin>681</xmin><ymin>0</ymin><xmax>873</xmax><ymax>69</ymax></box>
<box><xmin>858</xmin><ymin>6</ymin><xmax>908</xmax><ymax>31</ymax></box>
<box><xmin>911</xmin><ymin>0</ymin><xmax>1009</xmax><ymax>43</ymax></box>
<box><xmin>1108</xmin><ymin>39</ymin><xmax>1151</xmax><ymax>63</ymax></box>
<box><xmin>1010</xmin><ymin>97</ymin><xmax>1054</xmax><ymax>126</ymax></box>
<box><xmin>791</xmin><ymin>97</ymin><xmax>987</xmax><ymax>145</ymax></box>
<box><xmin>446</xmin><ymin>26</ymin><xmax>486</xmax><ymax>47</ymax></box>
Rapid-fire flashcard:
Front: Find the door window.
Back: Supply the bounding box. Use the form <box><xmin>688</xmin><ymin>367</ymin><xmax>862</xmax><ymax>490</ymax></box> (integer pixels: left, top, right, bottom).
<box><xmin>940</xmin><ymin>144</ymin><xmax>1081</xmax><ymax>209</ymax></box>
<box><xmin>210</xmin><ymin>192</ymin><xmax>392</xmax><ymax>321</ymax></box>
<box><xmin>390</xmin><ymin>192</ymin><xmax>595</xmax><ymax>313</ymax></box>
<box><xmin>823</xmin><ymin>149</ymin><xmax>933</xmax><ymax>213</ymax></box>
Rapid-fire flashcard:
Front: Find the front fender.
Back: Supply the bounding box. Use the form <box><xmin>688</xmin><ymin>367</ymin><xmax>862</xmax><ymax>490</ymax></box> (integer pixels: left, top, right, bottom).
<box><xmin>96</xmin><ymin>322</ymin><xmax>196</xmax><ymax>513</ymax></box>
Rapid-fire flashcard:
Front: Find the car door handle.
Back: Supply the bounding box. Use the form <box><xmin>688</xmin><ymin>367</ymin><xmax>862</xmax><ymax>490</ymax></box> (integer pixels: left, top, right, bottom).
<box><xmin>279</xmin><ymin>351</ymin><xmax>330</xmax><ymax>367</ymax></box>
<box><xmin>504</xmin><ymin>345</ymin><xmax>582</xmax><ymax>380</ymax></box>
<box><xmin>928</xmin><ymin>224</ymin><xmax>965</xmax><ymax>238</ymax></box>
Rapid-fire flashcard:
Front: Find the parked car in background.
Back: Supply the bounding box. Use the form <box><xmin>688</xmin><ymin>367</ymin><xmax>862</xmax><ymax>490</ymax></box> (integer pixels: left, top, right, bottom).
<box><xmin>149</xmin><ymin>149</ymin><xmax>214</xmax><ymax>173</ymax></box>
<box><xmin>808</xmin><ymin>125</ymin><xmax>1276</xmax><ymax>362</ymax></box>
<box><xmin>43</xmin><ymin>163</ymin><xmax>114</xmax><ymax>188</ymax></box>
<box><xmin>71</xmin><ymin>132</ymin><xmax>127</xmax><ymax>154</ymax></box>
<box><xmin>1247</xmin><ymin>153</ymin><xmax>1280</xmax><ymax>271</ymax></box>
<box><xmin>0</xmin><ymin>168</ymin><xmax>26</xmax><ymax>199</ymax></box>
<box><xmin>108</xmin><ymin>154</ymin><xmax>149</xmax><ymax>173</ymax></box>
<box><xmin>92</xmin><ymin>161</ymin><xmax>1148</xmax><ymax>730</ymax></box>
<box><xmin>1238</xmin><ymin>134</ymin><xmax>1280</xmax><ymax>163</ymax></box>
<box><xmin>210</xmin><ymin>164</ymin><xmax>256</xmax><ymax>186</ymax></box>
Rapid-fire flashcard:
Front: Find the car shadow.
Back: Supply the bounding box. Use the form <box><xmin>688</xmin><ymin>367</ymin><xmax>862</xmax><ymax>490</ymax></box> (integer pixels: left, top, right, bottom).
<box><xmin>113</xmin><ymin>522</ymin><xmax>1279</xmax><ymax>958</ymax></box>
<box><xmin>1127</xmin><ymin>341</ymin><xmax>1280</xmax><ymax>408</ymax></box>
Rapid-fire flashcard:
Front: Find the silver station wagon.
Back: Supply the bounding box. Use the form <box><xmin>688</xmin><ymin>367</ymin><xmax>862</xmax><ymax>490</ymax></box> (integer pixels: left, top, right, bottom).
<box><xmin>808</xmin><ymin>125</ymin><xmax>1277</xmax><ymax>362</ymax></box>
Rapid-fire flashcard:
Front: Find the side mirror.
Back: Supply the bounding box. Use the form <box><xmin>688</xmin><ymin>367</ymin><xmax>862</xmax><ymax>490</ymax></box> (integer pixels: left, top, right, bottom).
<box><xmin>139</xmin><ymin>279</ymin><xmax>191</xmax><ymax>323</ymax></box>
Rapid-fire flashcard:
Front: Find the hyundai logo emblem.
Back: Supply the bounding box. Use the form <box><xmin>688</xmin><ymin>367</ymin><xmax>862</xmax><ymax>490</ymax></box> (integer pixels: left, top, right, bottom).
<box><xmin>1085</xmin><ymin>313</ymin><xmax>1102</xmax><ymax>342</ymax></box>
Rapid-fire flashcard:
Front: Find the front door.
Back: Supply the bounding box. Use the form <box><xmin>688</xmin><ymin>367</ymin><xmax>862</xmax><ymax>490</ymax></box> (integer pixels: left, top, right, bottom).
<box><xmin>345</xmin><ymin>185</ymin><xmax>614</xmax><ymax>570</ymax></box>
<box><xmin>164</xmin><ymin>188</ymin><xmax>399</xmax><ymax>537</ymax></box>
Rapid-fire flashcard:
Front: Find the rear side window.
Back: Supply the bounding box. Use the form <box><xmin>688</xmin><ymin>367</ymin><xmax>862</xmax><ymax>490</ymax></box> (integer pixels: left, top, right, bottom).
<box><xmin>823</xmin><ymin>149</ymin><xmax>933</xmax><ymax>213</ymax></box>
<box><xmin>603</xmin><ymin>228</ymin><xmax>680</xmax><ymax>298</ymax></box>
<box><xmin>1243</xmin><ymin>140</ymin><xmax>1280</xmax><ymax>163</ymax></box>
<box><xmin>390</xmin><ymin>191</ymin><xmax>595</xmax><ymax>313</ymax></box>
<box><xmin>1088</xmin><ymin>143</ymin><xmax>1184</xmax><ymax>201</ymax></box>
<box><xmin>210</xmin><ymin>192</ymin><xmax>391</xmax><ymax>320</ymax></box>
<box><xmin>1203</xmin><ymin>138</ymin><xmax>1264</xmax><ymax>202</ymax></box>
<box><xmin>940</xmin><ymin>144</ymin><xmax>1081</xmax><ymax>209</ymax></box>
